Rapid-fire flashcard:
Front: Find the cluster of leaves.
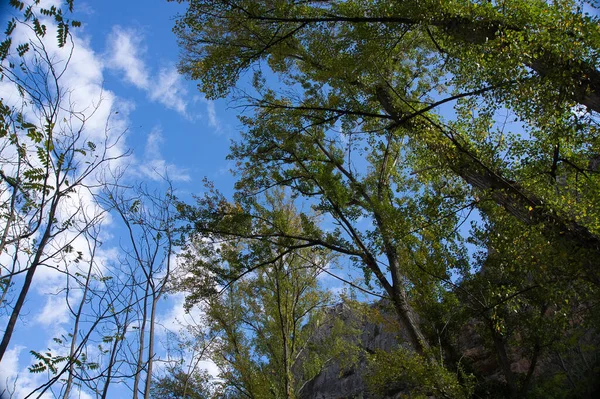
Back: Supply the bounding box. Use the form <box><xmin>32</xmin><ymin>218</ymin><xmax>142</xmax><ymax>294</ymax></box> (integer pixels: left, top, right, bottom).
<box><xmin>177</xmin><ymin>191</ymin><xmax>364</xmax><ymax>398</ymax></box>
<box><xmin>151</xmin><ymin>367</ymin><xmax>212</xmax><ymax>399</ymax></box>
<box><xmin>28</xmin><ymin>347</ymin><xmax>99</xmax><ymax>375</ymax></box>
<box><xmin>2</xmin><ymin>0</ymin><xmax>80</xmax><ymax>65</ymax></box>
<box><xmin>366</xmin><ymin>347</ymin><xmax>475</xmax><ymax>399</ymax></box>
<box><xmin>169</xmin><ymin>0</ymin><xmax>600</xmax><ymax>397</ymax></box>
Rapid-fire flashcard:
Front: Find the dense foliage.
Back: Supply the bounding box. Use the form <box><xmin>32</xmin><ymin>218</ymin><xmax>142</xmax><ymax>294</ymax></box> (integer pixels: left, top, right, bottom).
<box><xmin>3</xmin><ymin>0</ymin><xmax>600</xmax><ymax>397</ymax></box>
<box><xmin>172</xmin><ymin>0</ymin><xmax>600</xmax><ymax>397</ymax></box>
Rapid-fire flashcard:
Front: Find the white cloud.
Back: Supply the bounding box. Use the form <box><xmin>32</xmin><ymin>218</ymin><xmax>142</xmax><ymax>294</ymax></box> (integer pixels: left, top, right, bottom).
<box><xmin>136</xmin><ymin>127</ymin><xmax>190</xmax><ymax>182</ymax></box>
<box><xmin>106</xmin><ymin>26</ymin><xmax>150</xmax><ymax>89</ymax></box>
<box><xmin>0</xmin><ymin>4</ymin><xmax>129</xmax><ymax>383</ymax></box>
<box><xmin>145</xmin><ymin>128</ymin><xmax>164</xmax><ymax>159</ymax></box>
<box><xmin>197</xmin><ymin>360</ymin><xmax>220</xmax><ymax>378</ymax></box>
<box><xmin>157</xmin><ymin>292</ymin><xmax>220</xmax><ymax>379</ymax></box>
<box><xmin>36</xmin><ymin>295</ymin><xmax>70</xmax><ymax>326</ymax></box>
<box><xmin>106</xmin><ymin>27</ymin><xmax>190</xmax><ymax>116</ymax></box>
<box><xmin>0</xmin><ymin>345</ymin><xmax>23</xmax><ymax>380</ymax></box>
<box><xmin>149</xmin><ymin>67</ymin><xmax>189</xmax><ymax>115</ymax></box>
<box><xmin>0</xmin><ymin>13</ymin><xmax>127</xmax><ymax>291</ymax></box>
<box><xmin>205</xmin><ymin>99</ymin><xmax>219</xmax><ymax>129</ymax></box>
<box><xmin>0</xmin><ymin>8</ymin><xmax>194</xmax><ymax>398</ymax></box>
<box><xmin>159</xmin><ymin>292</ymin><xmax>204</xmax><ymax>334</ymax></box>
<box><xmin>37</xmin><ymin>0</ymin><xmax>63</xmax><ymax>9</ymax></box>
<box><xmin>0</xmin><ymin>340</ymin><xmax>87</xmax><ymax>399</ymax></box>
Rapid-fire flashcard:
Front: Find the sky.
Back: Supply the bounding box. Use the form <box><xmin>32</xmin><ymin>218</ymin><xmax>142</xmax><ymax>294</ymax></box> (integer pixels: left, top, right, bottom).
<box><xmin>0</xmin><ymin>0</ymin><xmax>247</xmax><ymax>397</ymax></box>
<box><xmin>77</xmin><ymin>0</ymin><xmax>238</xmax><ymax>190</ymax></box>
<box><xmin>2</xmin><ymin>1</ymin><xmax>597</xmax><ymax>397</ymax></box>
<box><xmin>0</xmin><ymin>0</ymin><xmax>492</xmax><ymax>396</ymax></box>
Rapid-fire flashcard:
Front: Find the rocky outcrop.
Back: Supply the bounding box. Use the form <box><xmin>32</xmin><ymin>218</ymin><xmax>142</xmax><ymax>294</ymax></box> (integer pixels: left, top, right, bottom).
<box><xmin>299</xmin><ymin>302</ymin><xmax>407</xmax><ymax>399</ymax></box>
<box><xmin>299</xmin><ymin>302</ymin><xmax>600</xmax><ymax>399</ymax></box>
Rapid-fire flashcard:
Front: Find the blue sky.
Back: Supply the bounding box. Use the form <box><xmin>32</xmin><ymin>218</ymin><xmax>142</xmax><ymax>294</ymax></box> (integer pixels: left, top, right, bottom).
<box><xmin>0</xmin><ymin>0</ymin><xmax>483</xmax><ymax>396</ymax></box>
<box><xmin>83</xmin><ymin>0</ymin><xmax>237</xmax><ymax>191</ymax></box>
<box><xmin>0</xmin><ymin>1</ymin><xmax>350</xmax><ymax>396</ymax></box>
<box><xmin>0</xmin><ymin>0</ymin><xmax>243</xmax><ymax>396</ymax></box>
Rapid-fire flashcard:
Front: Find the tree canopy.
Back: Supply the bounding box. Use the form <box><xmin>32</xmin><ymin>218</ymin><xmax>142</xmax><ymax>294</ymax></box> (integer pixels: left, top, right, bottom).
<box><xmin>173</xmin><ymin>0</ymin><xmax>600</xmax><ymax>397</ymax></box>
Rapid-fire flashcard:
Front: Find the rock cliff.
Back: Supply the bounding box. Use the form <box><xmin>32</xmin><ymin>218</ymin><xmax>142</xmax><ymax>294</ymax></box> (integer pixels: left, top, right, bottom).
<box><xmin>299</xmin><ymin>302</ymin><xmax>407</xmax><ymax>399</ymax></box>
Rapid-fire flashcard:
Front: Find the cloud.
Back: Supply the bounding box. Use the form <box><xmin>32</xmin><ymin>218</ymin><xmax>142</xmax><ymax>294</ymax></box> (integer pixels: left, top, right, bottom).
<box><xmin>0</xmin><ymin>12</ymin><xmax>128</xmax><ymax>288</ymax></box>
<box><xmin>0</xmin><ymin>6</ymin><xmax>130</xmax><ymax>384</ymax></box>
<box><xmin>106</xmin><ymin>27</ymin><xmax>190</xmax><ymax>116</ymax></box>
<box><xmin>0</xmin><ymin>344</ymin><xmax>56</xmax><ymax>398</ymax></box>
<box><xmin>157</xmin><ymin>292</ymin><xmax>221</xmax><ymax>379</ymax></box>
<box><xmin>106</xmin><ymin>26</ymin><xmax>150</xmax><ymax>89</ymax></box>
<box><xmin>136</xmin><ymin>127</ymin><xmax>190</xmax><ymax>182</ymax></box>
<box><xmin>0</xmin><ymin>9</ymin><xmax>193</xmax><ymax>398</ymax></box>
<box><xmin>105</xmin><ymin>26</ymin><xmax>227</xmax><ymax>128</ymax></box>
<box><xmin>205</xmin><ymin>99</ymin><xmax>219</xmax><ymax>129</ymax></box>
<box><xmin>149</xmin><ymin>67</ymin><xmax>189</xmax><ymax>115</ymax></box>
<box><xmin>36</xmin><ymin>295</ymin><xmax>70</xmax><ymax>326</ymax></box>
<box><xmin>145</xmin><ymin>127</ymin><xmax>164</xmax><ymax>159</ymax></box>
<box><xmin>0</xmin><ymin>345</ymin><xmax>23</xmax><ymax>380</ymax></box>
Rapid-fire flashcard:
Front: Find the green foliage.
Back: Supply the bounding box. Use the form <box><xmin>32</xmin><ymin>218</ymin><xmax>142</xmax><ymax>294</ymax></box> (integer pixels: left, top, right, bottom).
<box><xmin>151</xmin><ymin>367</ymin><xmax>212</xmax><ymax>399</ymax></box>
<box><xmin>367</xmin><ymin>347</ymin><xmax>475</xmax><ymax>399</ymax></box>
<box><xmin>28</xmin><ymin>350</ymin><xmax>68</xmax><ymax>374</ymax></box>
<box><xmin>174</xmin><ymin>0</ymin><xmax>600</xmax><ymax>396</ymax></box>
<box><xmin>179</xmin><ymin>191</ymin><xmax>358</xmax><ymax>398</ymax></box>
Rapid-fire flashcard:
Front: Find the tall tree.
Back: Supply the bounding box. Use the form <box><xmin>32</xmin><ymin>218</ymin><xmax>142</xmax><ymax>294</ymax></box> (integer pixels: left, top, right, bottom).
<box><xmin>173</xmin><ymin>0</ymin><xmax>600</xmax><ymax>395</ymax></box>
<box><xmin>179</xmin><ymin>191</ymin><xmax>355</xmax><ymax>399</ymax></box>
<box><xmin>1</xmin><ymin>4</ymin><xmax>179</xmax><ymax>398</ymax></box>
<box><xmin>100</xmin><ymin>181</ymin><xmax>177</xmax><ymax>399</ymax></box>
<box><xmin>172</xmin><ymin>0</ymin><xmax>600</xmax><ymax>267</ymax></box>
<box><xmin>0</xmin><ymin>0</ymin><xmax>123</xmax><ymax>363</ymax></box>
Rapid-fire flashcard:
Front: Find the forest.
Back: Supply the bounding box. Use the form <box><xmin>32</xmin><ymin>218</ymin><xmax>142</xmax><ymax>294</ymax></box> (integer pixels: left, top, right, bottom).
<box><xmin>1</xmin><ymin>0</ymin><xmax>600</xmax><ymax>398</ymax></box>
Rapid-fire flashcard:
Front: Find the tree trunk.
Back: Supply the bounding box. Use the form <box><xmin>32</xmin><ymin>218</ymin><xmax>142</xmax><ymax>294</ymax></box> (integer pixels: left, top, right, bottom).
<box><xmin>132</xmin><ymin>279</ymin><xmax>150</xmax><ymax>399</ymax></box>
<box><xmin>388</xmin><ymin>256</ymin><xmax>429</xmax><ymax>354</ymax></box>
<box><xmin>449</xmin><ymin>147</ymin><xmax>600</xmax><ymax>283</ymax></box>
<box><xmin>0</xmin><ymin>201</ymin><xmax>57</xmax><ymax>362</ymax></box>
<box><xmin>143</xmin><ymin>294</ymin><xmax>158</xmax><ymax>399</ymax></box>
<box><xmin>487</xmin><ymin>320</ymin><xmax>518</xmax><ymax>399</ymax></box>
<box><xmin>441</xmin><ymin>15</ymin><xmax>600</xmax><ymax>114</ymax></box>
<box><xmin>64</xmin><ymin>250</ymin><xmax>95</xmax><ymax>399</ymax></box>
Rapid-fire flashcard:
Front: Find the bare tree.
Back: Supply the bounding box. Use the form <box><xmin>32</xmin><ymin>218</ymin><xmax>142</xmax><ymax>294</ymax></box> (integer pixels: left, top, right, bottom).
<box><xmin>100</xmin><ymin>179</ymin><xmax>177</xmax><ymax>399</ymax></box>
<box><xmin>0</xmin><ymin>3</ymin><xmax>125</xmax><ymax>363</ymax></box>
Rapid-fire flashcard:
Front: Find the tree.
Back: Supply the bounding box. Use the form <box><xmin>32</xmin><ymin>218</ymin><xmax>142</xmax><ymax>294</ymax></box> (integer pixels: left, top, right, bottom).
<box><xmin>151</xmin><ymin>366</ymin><xmax>212</xmax><ymax>399</ymax></box>
<box><xmin>179</xmin><ymin>191</ymin><xmax>356</xmax><ymax>399</ymax></box>
<box><xmin>173</xmin><ymin>0</ymin><xmax>600</xmax><ymax>396</ymax></box>
<box><xmin>0</xmin><ymin>0</ymin><xmax>122</xmax><ymax>363</ymax></box>
<box><xmin>98</xmin><ymin>180</ymin><xmax>177</xmax><ymax>399</ymax></box>
<box><xmin>172</xmin><ymin>0</ymin><xmax>600</xmax><ymax>273</ymax></box>
<box><xmin>1</xmin><ymin>4</ymin><xmax>181</xmax><ymax>398</ymax></box>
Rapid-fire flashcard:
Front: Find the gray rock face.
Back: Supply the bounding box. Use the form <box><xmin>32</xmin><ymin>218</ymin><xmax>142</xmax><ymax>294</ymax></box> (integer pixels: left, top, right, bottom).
<box><xmin>298</xmin><ymin>302</ymin><xmax>600</xmax><ymax>399</ymax></box>
<box><xmin>299</xmin><ymin>302</ymin><xmax>405</xmax><ymax>399</ymax></box>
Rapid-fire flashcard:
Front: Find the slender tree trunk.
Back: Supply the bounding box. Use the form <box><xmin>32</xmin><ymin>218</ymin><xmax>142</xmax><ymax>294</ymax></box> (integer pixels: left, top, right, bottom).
<box><xmin>101</xmin><ymin>287</ymin><xmax>135</xmax><ymax>399</ymax></box>
<box><xmin>389</xmin><ymin>281</ymin><xmax>428</xmax><ymax>354</ymax></box>
<box><xmin>0</xmin><ymin>171</ymin><xmax>18</xmax><ymax>257</ymax></box>
<box><xmin>386</xmin><ymin>248</ymin><xmax>429</xmax><ymax>353</ymax></box>
<box><xmin>132</xmin><ymin>279</ymin><xmax>150</xmax><ymax>399</ymax></box>
<box><xmin>100</xmin><ymin>335</ymin><xmax>121</xmax><ymax>399</ymax></box>
<box><xmin>0</xmin><ymin>248</ymin><xmax>19</xmax><ymax>310</ymax></box>
<box><xmin>487</xmin><ymin>320</ymin><xmax>518</xmax><ymax>399</ymax></box>
<box><xmin>0</xmin><ymin>202</ymin><xmax>56</xmax><ymax>362</ymax></box>
<box><xmin>64</xmin><ymin>248</ymin><xmax>95</xmax><ymax>399</ymax></box>
<box><xmin>275</xmin><ymin>264</ymin><xmax>293</xmax><ymax>398</ymax></box>
<box><xmin>520</xmin><ymin>342</ymin><xmax>541</xmax><ymax>397</ymax></box>
<box><xmin>143</xmin><ymin>293</ymin><xmax>159</xmax><ymax>399</ymax></box>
